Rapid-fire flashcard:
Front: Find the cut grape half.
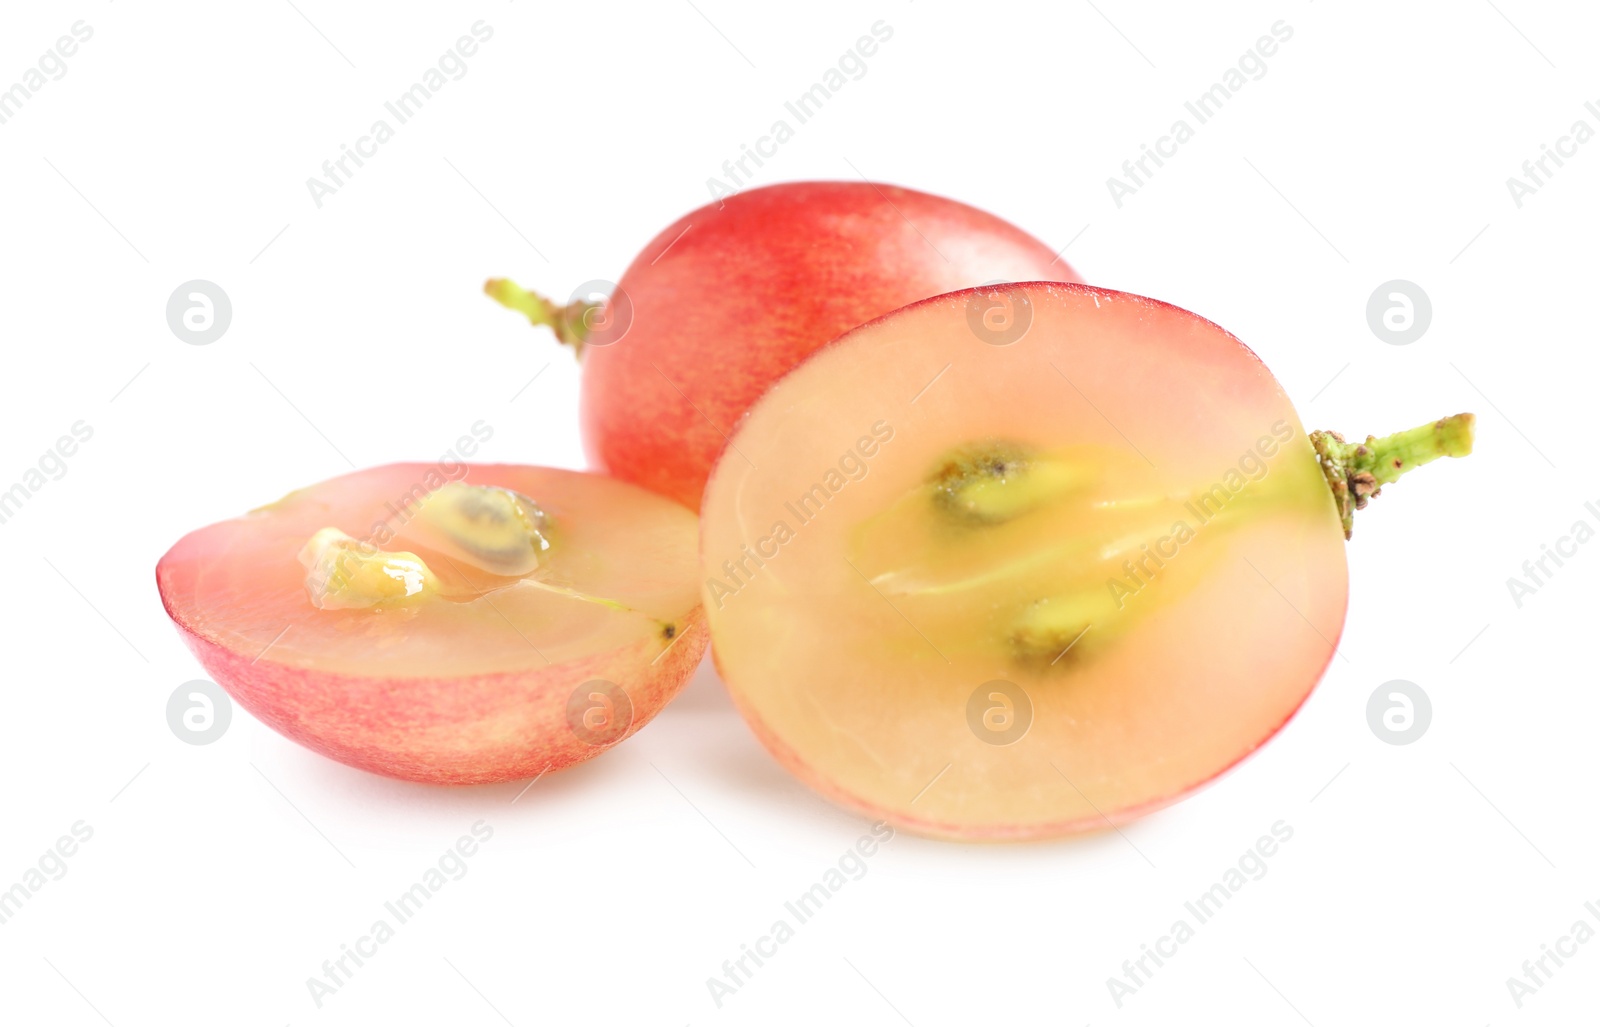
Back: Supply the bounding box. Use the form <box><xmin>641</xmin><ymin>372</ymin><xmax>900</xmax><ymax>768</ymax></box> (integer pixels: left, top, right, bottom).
<box><xmin>700</xmin><ymin>283</ymin><xmax>1358</xmax><ymax>839</ymax></box>
<box><xmin>158</xmin><ymin>464</ymin><xmax>706</xmax><ymax>784</ymax></box>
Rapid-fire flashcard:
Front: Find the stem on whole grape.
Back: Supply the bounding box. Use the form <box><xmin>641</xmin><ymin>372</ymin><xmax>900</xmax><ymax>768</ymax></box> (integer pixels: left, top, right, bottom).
<box><xmin>1309</xmin><ymin>413</ymin><xmax>1475</xmax><ymax>539</ymax></box>
<box><xmin>483</xmin><ymin>278</ymin><xmax>601</xmax><ymax>357</ymax></box>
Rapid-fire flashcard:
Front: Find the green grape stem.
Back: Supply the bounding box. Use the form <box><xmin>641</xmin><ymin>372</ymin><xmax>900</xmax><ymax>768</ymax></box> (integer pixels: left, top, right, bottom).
<box><xmin>1309</xmin><ymin>413</ymin><xmax>1476</xmax><ymax>539</ymax></box>
<box><xmin>483</xmin><ymin>278</ymin><xmax>602</xmax><ymax>358</ymax></box>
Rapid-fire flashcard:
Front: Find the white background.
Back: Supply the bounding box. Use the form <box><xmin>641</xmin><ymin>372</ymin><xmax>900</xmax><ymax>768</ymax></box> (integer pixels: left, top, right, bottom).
<box><xmin>1</xmin><ymin>1</ymin><xmax>1595</xmax><ymax>1024</ymax></box>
